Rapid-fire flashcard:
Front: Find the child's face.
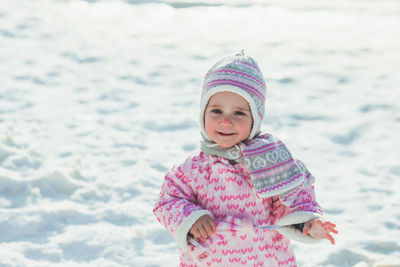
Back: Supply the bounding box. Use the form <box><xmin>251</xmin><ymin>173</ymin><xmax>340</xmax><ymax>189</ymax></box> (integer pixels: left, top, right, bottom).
<box><xmin>204</xmin><ymin>91</ymin><xmax>253</xmax><ymax>148</ymax></box>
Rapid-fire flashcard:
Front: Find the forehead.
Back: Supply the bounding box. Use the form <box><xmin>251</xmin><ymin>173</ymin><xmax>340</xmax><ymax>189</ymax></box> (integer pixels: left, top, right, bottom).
<box><xmin>208</xmin><ymin>91</ymin><xmax>250</xmax><ymax>107</ymax></box>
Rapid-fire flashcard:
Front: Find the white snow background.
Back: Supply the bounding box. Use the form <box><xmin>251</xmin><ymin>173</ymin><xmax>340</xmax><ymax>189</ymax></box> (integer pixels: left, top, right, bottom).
<box><xmin>1</xmin><ymin>0</ymin><xmax>400</xmax><ymax>266</ymax></box>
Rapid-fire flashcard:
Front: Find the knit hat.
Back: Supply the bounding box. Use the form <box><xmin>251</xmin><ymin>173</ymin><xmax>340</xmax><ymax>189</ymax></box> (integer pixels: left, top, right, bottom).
<box><xmin>200</xmin><ymin>50</ymin><xmax>266</xmax><ymax>141</ymax></box>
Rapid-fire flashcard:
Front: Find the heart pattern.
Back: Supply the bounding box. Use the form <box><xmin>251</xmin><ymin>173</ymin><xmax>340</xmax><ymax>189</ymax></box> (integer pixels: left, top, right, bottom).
<box><xmin>227</xmin><ymin>147</ymin><xmax>241</xmax><ymax>159</ymax></box>
<box><xmin>280</xmin><ymin>149</ymin><xmax>290</xmax><ymax>160</ymax></box>
<box><xmin>253</xmin><ymin>156</ymin><xmax>267</xmax><ymax>169</ymax></box>
<box><xmin>266</xmin><ymin>151</ymin><xmax>279</xmax><ymax>163</ymax></box>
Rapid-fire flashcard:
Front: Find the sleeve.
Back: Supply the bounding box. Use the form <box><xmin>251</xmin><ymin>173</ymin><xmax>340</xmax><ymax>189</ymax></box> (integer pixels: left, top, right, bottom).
<box><xmin>271</xmin><ymin>160</ymin><xmax>324</xmax><ymax>243</ymax></box>
<box><xmin>153</xmin><ymin>163</ymin><xmax>213</xmax><ymax>251</ymax></box>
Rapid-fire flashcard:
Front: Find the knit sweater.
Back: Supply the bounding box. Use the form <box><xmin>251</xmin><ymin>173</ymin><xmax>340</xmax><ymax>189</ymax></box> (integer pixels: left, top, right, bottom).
<box><xmin>153</xmin><ymin>151</ymin><xmax>324</xmax><ymax>266</ymax></box>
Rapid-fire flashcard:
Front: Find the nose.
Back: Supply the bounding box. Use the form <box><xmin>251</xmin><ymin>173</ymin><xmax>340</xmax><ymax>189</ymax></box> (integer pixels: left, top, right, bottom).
<box><xmin>220</xmin><ymin>115</ymin><xmax>233</xmax><ymax>127</ymax></box>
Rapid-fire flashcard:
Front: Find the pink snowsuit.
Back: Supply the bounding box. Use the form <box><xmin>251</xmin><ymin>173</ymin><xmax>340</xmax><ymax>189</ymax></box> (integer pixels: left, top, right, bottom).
<box><xmin>153</xmin><ymin>151</ymin><xmax>324</xmax><ymax>266</ymax></box>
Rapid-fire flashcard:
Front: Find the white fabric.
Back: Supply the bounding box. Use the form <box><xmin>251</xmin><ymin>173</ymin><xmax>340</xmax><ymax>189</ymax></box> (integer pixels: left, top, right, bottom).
<box><xmin>275</xmin><ymin>211</ymin><xmax>323</xmax><ymax>243</ymax></box>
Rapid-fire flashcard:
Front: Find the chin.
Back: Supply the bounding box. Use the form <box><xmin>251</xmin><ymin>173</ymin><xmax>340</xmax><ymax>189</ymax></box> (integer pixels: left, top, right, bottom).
<box><xmin>217</xmin><ymin>143</ymin><xmax>235</xmax><ymax>148</ymax></box>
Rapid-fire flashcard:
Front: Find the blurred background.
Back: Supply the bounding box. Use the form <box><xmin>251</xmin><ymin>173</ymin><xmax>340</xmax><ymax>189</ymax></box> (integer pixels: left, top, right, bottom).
<box><xmin>1</xmin><ymin>0</ymin><xmax>399</xmax><ymax>266</ymax></box>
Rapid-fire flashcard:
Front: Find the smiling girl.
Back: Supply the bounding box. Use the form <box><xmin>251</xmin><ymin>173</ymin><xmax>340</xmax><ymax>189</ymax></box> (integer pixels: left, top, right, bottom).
<box><xmin>154</xmin><ymin>51</ymin><xmax>337</xmax><ymax>266</ymax></box>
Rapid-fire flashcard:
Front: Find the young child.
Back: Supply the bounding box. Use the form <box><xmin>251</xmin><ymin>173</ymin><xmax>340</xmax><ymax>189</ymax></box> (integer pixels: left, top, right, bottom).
<box><xmin>153</xmin><ymin>50</ymin><xmax>338</xmax><ymax>266</ymax></box>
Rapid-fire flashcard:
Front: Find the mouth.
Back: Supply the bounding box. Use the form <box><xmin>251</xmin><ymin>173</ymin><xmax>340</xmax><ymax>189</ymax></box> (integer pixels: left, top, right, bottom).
<box><xmin>216</xmin><ymin>131</ymin><xmax>235</xmax><ymax>137</ymax></box>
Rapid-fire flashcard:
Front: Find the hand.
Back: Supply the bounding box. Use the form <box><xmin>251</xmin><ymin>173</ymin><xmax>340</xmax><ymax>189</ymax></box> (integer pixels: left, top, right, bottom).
<box><xmin>303</xmin><ymin>219</ymin><xmax>338</xmax><ymax>245</ymax></box>
<box><xmin>189</xmin><ymin>215</ymin><xmax>216</xmax><ymax>239</ymax></box>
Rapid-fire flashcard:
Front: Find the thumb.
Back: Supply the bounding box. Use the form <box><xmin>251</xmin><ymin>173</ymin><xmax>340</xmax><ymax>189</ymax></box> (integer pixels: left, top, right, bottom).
<box><xmin>303</xmin><ymin>222</ymin><xmax>311</xmax><ymax>236</ymax></box>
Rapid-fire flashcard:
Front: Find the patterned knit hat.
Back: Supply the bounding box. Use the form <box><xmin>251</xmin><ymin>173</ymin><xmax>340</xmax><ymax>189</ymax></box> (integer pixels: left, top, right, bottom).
<box><xmin>200</xmin><ymin>50</ymin><xmax>267</xmax><ymax>141</ymax></box>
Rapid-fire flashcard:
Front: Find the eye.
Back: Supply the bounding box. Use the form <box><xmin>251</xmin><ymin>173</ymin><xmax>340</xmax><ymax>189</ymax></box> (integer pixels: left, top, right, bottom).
<box><xmin>210</xmin><ymin>109</ymin><xmax>222</xmax><ymax>114</ymax></box>
<box><xmin>234</xmin><ymin>111</ymin><xmax>246</xmax><ymax>116</ymax></box>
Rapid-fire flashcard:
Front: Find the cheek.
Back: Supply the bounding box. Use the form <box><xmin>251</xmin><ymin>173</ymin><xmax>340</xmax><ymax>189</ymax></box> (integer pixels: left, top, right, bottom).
<box><xmin>239</xmin><ymin>118</ymin><xmax>253</xmax><ymax>133</ymax></box>
<box><xmin>204</xmin><ymin>115</ymin><xmax>215</xmax><ymax>132</ymax></box>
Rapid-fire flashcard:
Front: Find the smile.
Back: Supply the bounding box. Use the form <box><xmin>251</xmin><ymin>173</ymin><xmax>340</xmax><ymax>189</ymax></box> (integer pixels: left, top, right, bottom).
<box><xmin>217</xmin><ymin>131</ymin><xmax>235</xmax><ymax>136</ymax></box>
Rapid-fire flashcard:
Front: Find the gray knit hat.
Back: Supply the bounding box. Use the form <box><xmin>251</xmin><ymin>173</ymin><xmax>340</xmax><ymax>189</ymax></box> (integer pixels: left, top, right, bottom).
<box><xmin>200</xmin><ymin>50</ymin><xmax>267</xmax><ymax>140</ymax></box>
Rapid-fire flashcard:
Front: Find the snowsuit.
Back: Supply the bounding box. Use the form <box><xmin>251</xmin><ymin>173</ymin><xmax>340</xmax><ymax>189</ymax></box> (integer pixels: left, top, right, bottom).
<box><xmin>153</xmin><ymin>151</ymin><xmax>323</xmax><ymax>266</ymax></box>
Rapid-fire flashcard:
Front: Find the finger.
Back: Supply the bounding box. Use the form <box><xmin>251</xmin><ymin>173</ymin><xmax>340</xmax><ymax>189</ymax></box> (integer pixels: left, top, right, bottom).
<box><xmin>325</xmin><ymin>224</ymin><xmax>338</xmax><ymax>234</ymax></box>
<box><xmin>327</xmin><ymin>227</ymin><xmax>339</xmax><ymax>234</ymax></box>
<box><xmin>325</xmin><ymin>221</ymin><xmax>336</xmax><ymax>228</ymax></box>
<box><xmin>203</xmin><ymin>222</ymin><xmax>212</xmax><ymax>238</ymax></box>
<box><xmin>189</xmin><ymin>227</ymin><xmax>195</xmax><ymax>236</ymax></box>
<box><xmin>206</xmin><ymin>221</ymin><xmax>216</xmax><ymax>236</ymax></box>
<box><xmin>190</xmin><ymin>228</ymin><xmax>200</xmax><ymax>239</ymax></box>
<box><xmin>303</xmin><ymin>223</ymin><xmax>311</xmax><ymax>235</ymax></box>
<box><xmin>325</xmin><ymin>222</ymin><xmax>338</xmax><ymax>229</ymax></box>
<box><xmin>198</xmin><ymin>225</ymin><xmax>208</xmax><ymax>239</ymax></box>
<box><xmin>326</xmin><ymin>233</ymin><xmax>335</xmax><ymax>245</ymax></box>
<box><xmin>203</xmin><ymin>223</ymin><xmax>213</xmax><ymax>238</ymax></box>
<box><xmin>209</xmin><ymin>219</ymin><xmax>216</xmax><ymax>234</ymax></box>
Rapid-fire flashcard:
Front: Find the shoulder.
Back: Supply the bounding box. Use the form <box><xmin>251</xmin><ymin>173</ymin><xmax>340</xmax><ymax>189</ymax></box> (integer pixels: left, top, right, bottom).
<box><xmin>168</xmin><ymin>150</ymin><xmax>213</xmax><ymax>174</ymax></box>
<box><xmin>246</xmin><ymin>132</ymin><xmax>282</xmax><ymax>144</ymax></box>
<box><xmin>259</xmin><ymin>132</ymin><xmax>282</xmax><ymax>143</ymax></box>
<box><xmin>183</xmin><ymin>150</ymin><xmax>212</xmax><ymax>166</ymax></box>
<box><xmin>242</xmin><ymin>132</ymin><xmax>284</xmax><ymax>150</ymax></box>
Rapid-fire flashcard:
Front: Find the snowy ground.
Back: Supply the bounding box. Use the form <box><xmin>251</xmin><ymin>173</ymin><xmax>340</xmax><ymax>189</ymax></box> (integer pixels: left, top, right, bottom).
<box><xmin>1</xmin><ymin>0</ymin><xmax>400</xmax><ymax>266</ymax></box>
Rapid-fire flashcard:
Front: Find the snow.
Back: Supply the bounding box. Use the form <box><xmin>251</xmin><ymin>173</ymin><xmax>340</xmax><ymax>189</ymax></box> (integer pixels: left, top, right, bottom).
<box><xmin>1</xmin><ymin>0</ymin><xmax>400</xmax><ymax>266</ymax></box>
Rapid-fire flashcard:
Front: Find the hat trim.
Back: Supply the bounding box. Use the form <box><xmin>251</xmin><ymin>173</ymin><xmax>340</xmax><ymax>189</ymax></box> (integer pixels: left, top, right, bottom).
<box><xmin>204</xmin><ymin>78</ymin><xmax>265</xmax><ymax>101</ymax></box>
